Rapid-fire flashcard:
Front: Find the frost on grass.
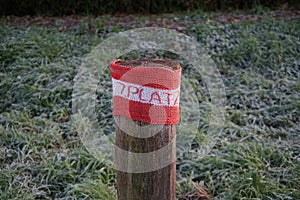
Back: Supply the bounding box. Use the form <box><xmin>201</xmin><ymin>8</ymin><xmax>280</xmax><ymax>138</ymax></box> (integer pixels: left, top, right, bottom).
<box><xmin>0</xmin><ymin>17</ymin><xmax>299</xmax><ymax>199</ymax></box>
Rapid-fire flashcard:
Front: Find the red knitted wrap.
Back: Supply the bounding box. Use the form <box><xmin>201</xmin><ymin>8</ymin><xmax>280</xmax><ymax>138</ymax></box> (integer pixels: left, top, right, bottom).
<box><xmin>110</xmin><ymin>59</ymin><xmax>181</xmax><ymax>124</ymax></box>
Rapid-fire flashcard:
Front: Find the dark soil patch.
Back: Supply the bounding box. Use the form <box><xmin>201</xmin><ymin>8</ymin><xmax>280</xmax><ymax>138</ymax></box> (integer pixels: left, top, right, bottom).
<box><xmin>1</xmin><ymin>10</ymin><xmax>300</xmax><ymax>32</ymax></box>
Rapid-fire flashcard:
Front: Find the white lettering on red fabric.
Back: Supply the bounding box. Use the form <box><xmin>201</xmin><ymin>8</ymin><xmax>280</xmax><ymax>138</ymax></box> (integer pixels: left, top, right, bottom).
<box><xmin>112</xmin><ymin>78</ymin><xmax>180</xmax><ymax>106</ymax></box>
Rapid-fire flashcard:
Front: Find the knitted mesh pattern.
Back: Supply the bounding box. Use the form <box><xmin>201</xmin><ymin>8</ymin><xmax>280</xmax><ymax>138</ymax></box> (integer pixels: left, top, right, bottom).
<box><xmin>110</xmin><ymin>59</ymin><xmax>181</xmax><ymax>124</ymax></box>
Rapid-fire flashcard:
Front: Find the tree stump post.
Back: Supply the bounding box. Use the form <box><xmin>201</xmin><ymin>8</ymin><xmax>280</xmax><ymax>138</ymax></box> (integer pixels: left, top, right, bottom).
<box><xmin>110</xmin><ymin>59</ymin><xmax>181</xmax><ymax>200</ymax></box>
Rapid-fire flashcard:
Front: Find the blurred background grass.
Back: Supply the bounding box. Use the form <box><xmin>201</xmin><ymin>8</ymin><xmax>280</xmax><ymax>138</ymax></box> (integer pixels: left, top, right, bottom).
<box><xmin>0</xmin><ymin>0</ymin><xmax>300</xmax><ymax>16</ymax></box>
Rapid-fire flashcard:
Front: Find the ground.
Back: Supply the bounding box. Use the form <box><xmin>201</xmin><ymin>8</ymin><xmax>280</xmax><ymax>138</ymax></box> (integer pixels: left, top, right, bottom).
<box><xmin>0</xmin><ymin>9</ymin><xmax>300</xmax><ymax>200</ymax></box>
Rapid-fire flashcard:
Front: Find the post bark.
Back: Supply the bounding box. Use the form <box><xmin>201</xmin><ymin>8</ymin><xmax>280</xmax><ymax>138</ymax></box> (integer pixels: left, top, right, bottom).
<box><xmin>115</xmin><ymin>117</ymin><xmax>176</xmax><ymax>200</ymax></box>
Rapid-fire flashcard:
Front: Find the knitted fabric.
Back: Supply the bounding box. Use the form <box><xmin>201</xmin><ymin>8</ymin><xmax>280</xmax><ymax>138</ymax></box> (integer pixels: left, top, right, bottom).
<box><xmin>110</xmin><ymin>59</ymin><xmax>181</xmax><ymax>124</ymax></box>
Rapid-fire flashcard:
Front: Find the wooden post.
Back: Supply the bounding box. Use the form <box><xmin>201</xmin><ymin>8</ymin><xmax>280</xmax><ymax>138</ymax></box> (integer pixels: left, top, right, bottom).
<box><xmin>115</xmin><ymin>117</ymin><xmax>176</xmax><ymax>200</ymax></box>
<box><xmin>110</xmin><ymin>59</ymin><xmax>181</xmax><ymax>200</ymax></box>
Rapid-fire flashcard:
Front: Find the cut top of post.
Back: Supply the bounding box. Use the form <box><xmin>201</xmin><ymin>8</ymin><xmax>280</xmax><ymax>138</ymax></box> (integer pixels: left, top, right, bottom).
<box><xmin>115</xmin><ymin>58</ymin><xmax>181</xmax><ymax>70</ymax></box>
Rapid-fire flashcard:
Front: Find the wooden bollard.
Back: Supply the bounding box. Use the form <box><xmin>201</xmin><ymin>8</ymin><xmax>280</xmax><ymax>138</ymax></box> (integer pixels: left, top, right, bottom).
<box><xmin>110</xmin><ymin>59</ymin><xmax>181</xmax><ymax>200</ymax></box>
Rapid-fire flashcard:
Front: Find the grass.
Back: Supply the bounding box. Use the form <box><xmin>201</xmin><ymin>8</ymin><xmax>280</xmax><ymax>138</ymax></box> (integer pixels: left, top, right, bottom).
<box><xmin>0</xmin><ymin>13</ymin><xmax>299</xmax><ymax>199</ymax></box>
